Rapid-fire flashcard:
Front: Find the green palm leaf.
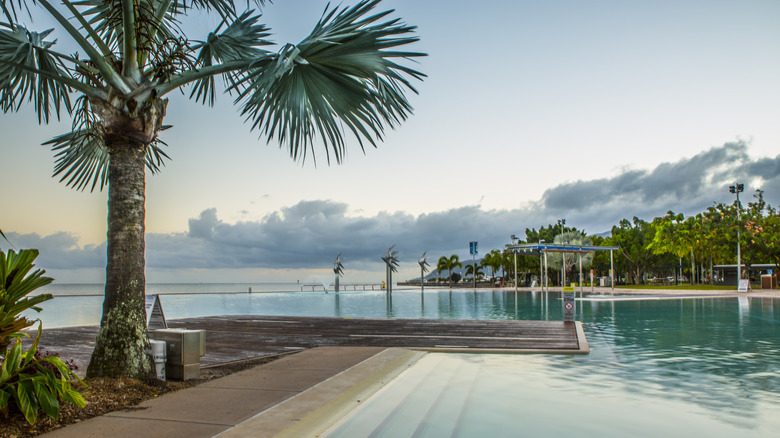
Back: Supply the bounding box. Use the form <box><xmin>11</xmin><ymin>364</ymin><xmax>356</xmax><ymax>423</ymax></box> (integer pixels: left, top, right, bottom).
<box><xmin>0</xmin><ymin>23</ymin><xmax>74</xmax><ymax>123</ymax></box>
<box><xmin>235</xmin><ymin>0</ymin><xmax>425</xmax><ymax>164</ymax></box>
<box><xmin>45</xmin><ymin>129</ymin><xmax>170</xmax><ymax>192</ymax></box>
<box><xmin>0</xmin><ymin>0</ymin><xmax>27</xmax><ymax>24</ymax></box>
<box><xmin>190</xmin><ymin>10</ymin><xmax>272</xmax><ymax>105</ymax></box>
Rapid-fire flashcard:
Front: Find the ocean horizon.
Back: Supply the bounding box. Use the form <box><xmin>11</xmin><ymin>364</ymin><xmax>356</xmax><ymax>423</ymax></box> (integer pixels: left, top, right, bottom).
<box><xmin>38</xmin><ymin>281</ymin><xmax>374</xmax><ymax>297</ymax></box>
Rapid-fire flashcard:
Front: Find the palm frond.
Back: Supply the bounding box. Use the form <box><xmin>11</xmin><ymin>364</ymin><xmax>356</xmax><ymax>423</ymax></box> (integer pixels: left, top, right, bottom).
<box><xmin>0</xmin><ymin>0</ymin><xmax>29</xmax><ymax>25</ymax></box>
<box><xmin>44</xmin><ymin>97</ymin><xmax>170</xmax><ymax>192</ymax></box>
<box><xmin>234</xmin><ymin>0</ymin><xmax>425</xmax><ymax>164</ymax></box>
<box><xmin>45</xmin><ymin>130</ymin><xmax>170</xmax><ymax>192</ymax></box>
<box><xmin>170</xmin><ymin>0</ymin><xmax>267</xmax><ymax>19</ymax></box>
<box><xmin>190</xmin><ymin>10</ymin><xmax>271</xmax><ymax>105</ymax></box>
<box><xmin>46</xmin><ymin>129</ymin><xmax>110</xmax><ymax>192</ymax></box>
<box><xmin>74</xmin><ymin>0</ymin><xmax>177</xmax><ymax>58</ymax></box>
<box><xmin>0</xmin><ymin>24</ymin><xmax>74</xmax><ymax>123</ymax></box>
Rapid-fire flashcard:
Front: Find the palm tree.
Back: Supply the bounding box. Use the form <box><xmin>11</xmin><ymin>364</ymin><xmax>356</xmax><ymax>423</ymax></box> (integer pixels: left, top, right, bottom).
<box><xmin>482</xmin><ymin>249</ymin><xmax>502</xmax><ymax>281</ymax></box>
<box><xmin>1</xmin><ymin>0</ymin><xmax>424</xmax><ymax>378</ymax></box>
<box><xmin>436</xmin><ymin>254</ymin><xmax>462</xmax><ymax>288</ymax></box>
<box><xmin>464</xmin><ymin>263</ymin><xmax>483</xmax><ymax>282</ymax></box>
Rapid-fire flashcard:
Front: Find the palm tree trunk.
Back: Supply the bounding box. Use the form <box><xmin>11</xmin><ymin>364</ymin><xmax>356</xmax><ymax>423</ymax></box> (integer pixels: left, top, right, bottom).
<box><xmin>87</xmin><ymin>140</ymin><xmax>152</xmax><ymax>378</ymax></box>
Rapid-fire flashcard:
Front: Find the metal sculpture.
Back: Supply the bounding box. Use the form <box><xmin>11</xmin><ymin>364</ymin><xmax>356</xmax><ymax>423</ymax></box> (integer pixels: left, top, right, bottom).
<box><xmin>418</xmin><ymin>251</ymin><xmax>430</xmax><ymax>292</ymax></box>
<box><xmin>333</xmin><ymin>252</ymin><xmax>344</xmax><ymax>293</ymax></box>
<box><xmin>382</xmin><ymin>245</ymin><xmax>399</xmax><ymax>294</ymax></box>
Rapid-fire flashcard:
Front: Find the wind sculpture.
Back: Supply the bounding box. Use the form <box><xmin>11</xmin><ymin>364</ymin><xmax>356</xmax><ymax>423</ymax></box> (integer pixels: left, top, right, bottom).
<box><xmin>333</xmin><ymin>252</ymin><xmax>345</xmax><ymax>293</ymax></box>
<box><xmin>382</xmin><ymin>245</ymin><xmax>400</xmax><ymax>294</ymax></box>
<box><xmin>418</xmin><ymin>252</ymin><xmax>430</xmax><ymax>292</ymax></box>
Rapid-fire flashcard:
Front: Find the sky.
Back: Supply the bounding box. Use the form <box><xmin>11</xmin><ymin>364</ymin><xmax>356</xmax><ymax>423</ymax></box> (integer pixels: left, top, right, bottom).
<box><xmin>1</xmin><ymin>0</ymin><xmax>779</xmax><ymax>284</ymax></box>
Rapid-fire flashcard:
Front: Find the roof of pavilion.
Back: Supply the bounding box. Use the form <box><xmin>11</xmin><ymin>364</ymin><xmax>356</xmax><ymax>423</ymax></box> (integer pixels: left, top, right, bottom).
<box><xmin>504</xmin><ymin>243</ymin><xmax>620</xmax><ymax>256</ymax></box>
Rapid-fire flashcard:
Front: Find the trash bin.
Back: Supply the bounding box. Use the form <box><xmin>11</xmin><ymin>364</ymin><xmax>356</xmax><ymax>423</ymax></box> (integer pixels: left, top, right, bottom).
<box><xmin>149</xmin><ymin>340</ymin><xmax>167</xmax><ymax>380</ymax></box>
<box><xmin>761</xmin><ymin>274</ymin><xmax>777</xmax><ymax>289</ymax></box>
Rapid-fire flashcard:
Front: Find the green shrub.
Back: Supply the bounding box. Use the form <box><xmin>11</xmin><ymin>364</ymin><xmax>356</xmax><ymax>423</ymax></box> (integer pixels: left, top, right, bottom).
<box><xmin>0</xmin><ymin>248</ymin><xmax>85</xmax><ymax>424</ymax></box>
<box><xmin>1</xmin><ymin>249</ymin><xmax>54</xmax><ymax>350</ymax></box>
<box><xmin>1</xmin><ymin>325</ymin><xmax>86</xmax><ymax>424</ymax></box>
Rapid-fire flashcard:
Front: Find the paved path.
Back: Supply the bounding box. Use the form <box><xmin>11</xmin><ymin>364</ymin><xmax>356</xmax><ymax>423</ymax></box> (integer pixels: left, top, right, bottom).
<box><xmin>42</xmin><ymin>347</ymin><xmax>419</xmax><ymax>438</ymax></box>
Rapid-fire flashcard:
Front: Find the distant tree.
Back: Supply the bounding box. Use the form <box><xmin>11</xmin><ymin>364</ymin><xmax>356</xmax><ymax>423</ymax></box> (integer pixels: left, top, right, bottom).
<box><xmin>464</xmin><ymin>263</ymin><xmax>484</xmax><ymax>280</ymax></box>
<box><xmin>609</xmin><ymin>217</ymin><xmax>660</xmax><ymax>285</ymax></box>
<box><xmin>548</xmin><ymin>231</ymin><xmax>592</xmax><ymax>285</ymax></box>
<box><xmin>758</xmin><ymin>206</ymin><xmax>780</xmax><ymax>270</ymax></box>
<box><xmin>648</xmin><ymin>211</ymin><xmax>693</xmax><ymax>283</ymax></box>
<box><xmin>481</xmin><ymin>250</ymin><xmax>502</xmax><ymax>279</ymax></box>
<box><xmin>437</xmin><ymin>255</ymin><xmax>462</xmax><ymax>288</ymax></box>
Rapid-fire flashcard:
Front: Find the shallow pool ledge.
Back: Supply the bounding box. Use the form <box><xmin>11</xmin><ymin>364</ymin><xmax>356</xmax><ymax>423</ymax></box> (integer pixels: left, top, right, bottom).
<box><xmin>408</xmin><ymin>320</ymin><xmax>590</xmax><ymax>355</ymax></box>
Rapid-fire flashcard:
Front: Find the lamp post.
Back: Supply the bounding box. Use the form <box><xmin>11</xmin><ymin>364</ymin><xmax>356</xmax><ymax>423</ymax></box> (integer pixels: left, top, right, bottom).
<box><xmin>557</xmin><ymin>219</ymin><xmax>566</xmax><ymax>286</ymax></box>
<box><xmin>729</xmin><ymin>183</ymin><xmax>744</xmax><ymax>285</ymax></box>
<box><xmin>511</xmin><ymin>234</ymin><xmax>518</xmax><ymax>292</ymax></box>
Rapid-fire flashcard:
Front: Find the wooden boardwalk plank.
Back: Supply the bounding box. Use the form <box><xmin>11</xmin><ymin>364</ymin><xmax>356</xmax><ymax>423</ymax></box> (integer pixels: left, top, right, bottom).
<box><xmin>31</xmin><ymin>316</ymin><xmax>587</xmax><ymax>376</ymax></box>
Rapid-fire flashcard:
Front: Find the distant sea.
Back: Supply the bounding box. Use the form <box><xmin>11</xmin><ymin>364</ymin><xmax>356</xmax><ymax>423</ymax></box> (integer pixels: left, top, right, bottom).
<box><xmin>40</xmin><ymin>282</ymin><xmax>306</xmax><ymax>297</ymax></box>
<box><xmin>29</xmin><ymin>282</ymin><xmax>399</xmax><ymax>329</ymax></box>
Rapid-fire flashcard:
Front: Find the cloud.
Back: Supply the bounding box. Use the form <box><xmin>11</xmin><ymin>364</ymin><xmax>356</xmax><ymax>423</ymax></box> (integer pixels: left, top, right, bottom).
<box><xmin>8</xmin><ymin>141</ymin><xmax>779</xmax><ymax>278</ymax></box>
<box><xmin>2</xmin><ymin>231</ymin><xmax>105</xmax><ymax>270</ymax></box>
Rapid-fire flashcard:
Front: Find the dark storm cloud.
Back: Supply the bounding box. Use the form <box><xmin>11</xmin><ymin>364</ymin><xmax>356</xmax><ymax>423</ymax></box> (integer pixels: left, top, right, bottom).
<box><xmin>539</xmin><ymin>140</ymin><xmax>779</xmax><ymax>228</ymax></box>
<box><xmin>12</xmin><ymin>141</ymin><xmax>779</xmax><ymax>272</ymax></box>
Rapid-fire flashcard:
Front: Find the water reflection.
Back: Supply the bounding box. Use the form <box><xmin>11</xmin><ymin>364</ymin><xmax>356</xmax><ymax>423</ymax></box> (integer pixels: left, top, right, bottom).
<box><xmin>28</xmin><ymin>288</ymin><xmax>780</xmax><ymax>431</ymax></box>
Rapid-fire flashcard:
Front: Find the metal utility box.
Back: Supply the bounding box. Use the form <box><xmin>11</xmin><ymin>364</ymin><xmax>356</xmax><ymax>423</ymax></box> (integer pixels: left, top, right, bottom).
<box><xmin>151</xmin><ymin>328</ymin><xmax>205</xmax><ymax>380</ymax></box>
<box><xmin>761</xmin><ymin>274</ymin><xmax>777</xmax><ymax>290</ymax></box>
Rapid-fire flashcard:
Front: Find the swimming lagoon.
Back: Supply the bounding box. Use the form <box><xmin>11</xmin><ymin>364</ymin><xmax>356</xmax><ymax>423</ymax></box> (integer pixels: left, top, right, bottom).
<box><xmin>31</xmin><ymin>285</ymin><xmax>780</xmax><ymax>437</ymax></box>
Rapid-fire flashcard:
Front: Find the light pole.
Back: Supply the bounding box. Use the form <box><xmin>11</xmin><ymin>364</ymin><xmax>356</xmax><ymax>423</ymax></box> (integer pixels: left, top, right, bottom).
<box><xmin>729</xmin><ymin>183</ymin><xmax>744</xmax><ymax>286</ymax></box>
<box><xmin>511</xmin><ymin>234</ymin><xmax>518</xmax><ymax>292</ymax></box>
<box><xmin>557</xmin><ymin>219</ymin><xmax>566</xmax><ymax>286</ymax></box>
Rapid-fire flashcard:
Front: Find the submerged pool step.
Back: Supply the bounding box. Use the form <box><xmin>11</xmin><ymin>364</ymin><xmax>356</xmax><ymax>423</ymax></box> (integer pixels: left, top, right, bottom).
<box><xmin>328</xmin><ymin>354</ymin><xmax>481</xmax><ymax>438</ymax></box>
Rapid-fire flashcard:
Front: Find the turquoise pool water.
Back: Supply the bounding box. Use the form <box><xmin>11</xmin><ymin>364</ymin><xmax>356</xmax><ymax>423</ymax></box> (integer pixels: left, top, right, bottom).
<box><xmin>321</xmin><ymin>293</ymin><xmax>779</xmax><ymax>437</ymax></box>
<box><xmin>28</xmin><ymin>287</ymin><xmax>780</xmax><ymax>436</ymax></box>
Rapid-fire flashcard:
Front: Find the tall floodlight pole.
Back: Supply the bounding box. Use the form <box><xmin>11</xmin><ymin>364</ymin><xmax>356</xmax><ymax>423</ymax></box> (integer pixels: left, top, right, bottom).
<box><xmin>333</xmin><ymin>252</ymin><xmax>344</xmax><ymax>293</ymax></box>
<box><xmin>511</xmin><ymin>235</ymin><xmax>519</xmax><ymax>292</ymax></box>
<box><xmin>558</xmin><ymin>219</ymin><xmax>566</xmax><ymax>287</ymax></box>
<box><xmin>729</xmin><ymin>183</ymin><xmax>744</xmax><ymax>285</ymax></box>
<box><xmin>418</xmin><ymin>252</ymin><xmax>430</xmax><ymax>292</ymax></box>
<box><xmin>382</xmin><ymin>245</ymin><xmax>400</xmax><ymax>294</ymax></box>
<box><xmin>470</xmin><ymin>241</ymin><xmax>478</xmax><ymax>288</ymax></box>
<box><xmin>539</xmin><ymin>239</ymin><xmax>545</xmax><ymax>291</ymax></box>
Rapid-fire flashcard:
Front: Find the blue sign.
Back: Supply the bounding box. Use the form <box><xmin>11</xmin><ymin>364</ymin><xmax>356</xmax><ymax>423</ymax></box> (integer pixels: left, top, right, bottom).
<box><xmin>469</xmin><ymin>241</ymin><xmax>478</xmax><ymax>255</ymax></box>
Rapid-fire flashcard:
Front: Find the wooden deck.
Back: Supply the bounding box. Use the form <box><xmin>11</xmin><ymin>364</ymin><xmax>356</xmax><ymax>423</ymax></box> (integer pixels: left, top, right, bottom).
<box><xmin>31</xmin><ymin>316</ymin><xmax>588</xmax><ymax>376</ymax></box>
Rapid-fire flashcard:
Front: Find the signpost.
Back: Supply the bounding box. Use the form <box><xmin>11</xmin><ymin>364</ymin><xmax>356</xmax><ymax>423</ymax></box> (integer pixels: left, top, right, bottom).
<box><xmin>562</xmin><ymin>286</ymin><xmax>575</xmax><ymax>322</ymax></box>
<box><xmin>738</xmin><ymin>279</ymin><xmax>750</xmax><ymax>293</ymax></box>
<box><xmin>469</xmin><ymin>241</ymin><xmax>478</xmax><ymax>288</ymax></box>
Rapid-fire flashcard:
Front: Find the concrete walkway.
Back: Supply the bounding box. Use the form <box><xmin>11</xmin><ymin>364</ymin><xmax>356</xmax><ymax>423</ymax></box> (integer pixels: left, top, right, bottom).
<box><xmin>41</xmin><ymin>347</ymin><xmax>423</xmax><ymax>438</ymax></box>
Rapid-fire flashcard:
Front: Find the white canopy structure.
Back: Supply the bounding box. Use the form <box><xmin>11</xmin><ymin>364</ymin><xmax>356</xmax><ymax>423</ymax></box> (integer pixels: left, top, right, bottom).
<box><xmin>505</xmin><ymin>243</ymin><xmax>620</xmax><ymax>292</ymax></box>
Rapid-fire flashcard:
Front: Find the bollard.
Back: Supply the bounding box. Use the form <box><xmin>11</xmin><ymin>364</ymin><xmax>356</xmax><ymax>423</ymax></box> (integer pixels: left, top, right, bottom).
<box><xmin>150</xmin><ymin>340</ymin><xmax>167</xmax><ymax>380</ymax></box>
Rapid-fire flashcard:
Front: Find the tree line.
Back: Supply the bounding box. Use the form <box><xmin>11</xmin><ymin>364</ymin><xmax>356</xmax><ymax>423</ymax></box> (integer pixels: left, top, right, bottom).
<box><xmin>435</xmin><ymin>190</ymin><xmax>779</xmax><ymax>286</ymax></box>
